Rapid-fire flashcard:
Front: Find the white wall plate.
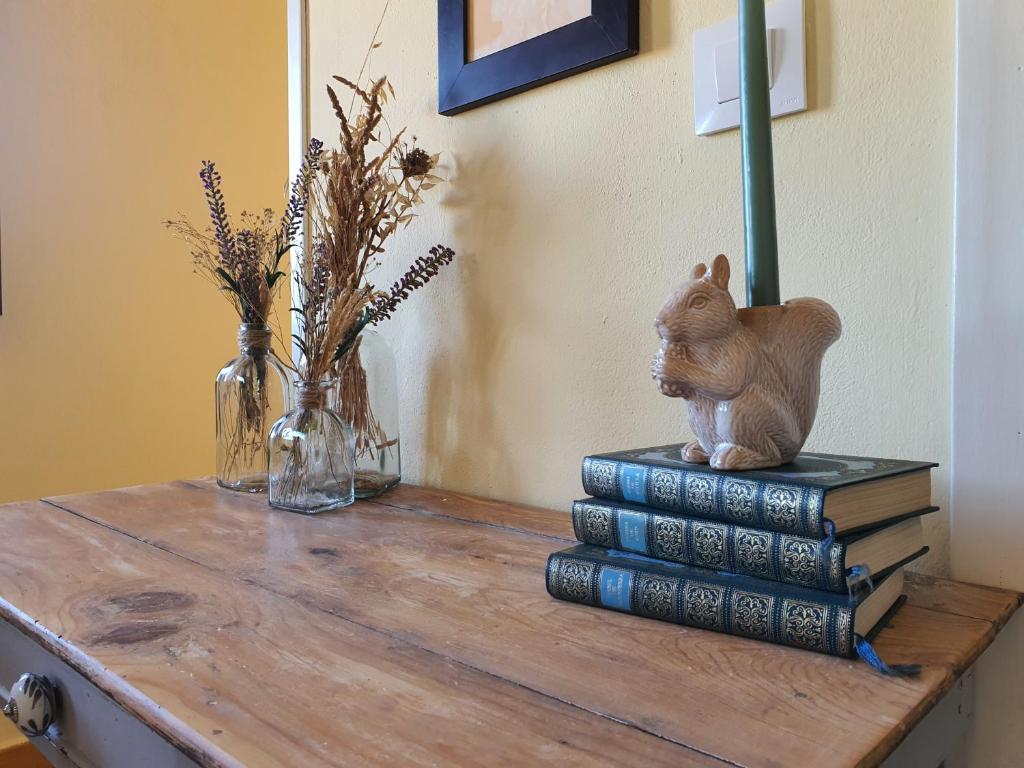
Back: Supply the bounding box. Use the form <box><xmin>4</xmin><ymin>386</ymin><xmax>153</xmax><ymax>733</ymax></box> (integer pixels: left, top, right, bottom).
<box><xmin>693</xmin><ymin>0</ymin><xmax>807</xmax><ymax>136</ymax></box>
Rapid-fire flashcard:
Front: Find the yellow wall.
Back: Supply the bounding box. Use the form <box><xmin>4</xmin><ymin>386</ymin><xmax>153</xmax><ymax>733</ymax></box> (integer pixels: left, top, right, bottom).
<box><xmin>0</xmin><ymin>0</ymin><xmax>288</xmax><ymax>503</ymax></box>
<box><xmin>308</xmin><ymin>0</ymin><xmax>954</xmax><ymax>572</ymax></box>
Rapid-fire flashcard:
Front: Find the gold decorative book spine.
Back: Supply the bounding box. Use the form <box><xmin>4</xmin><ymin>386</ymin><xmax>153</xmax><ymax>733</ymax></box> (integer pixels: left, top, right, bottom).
<box><xmin>581</xmin><ymin>457</ymin><xmax>826</xmax><ymax>537</ymax></box>
<box><xmin>571</xmin><ymin>500</ymin><xmax>847</xmax><ymax>592</ymax></box>
<box><xmin>546</xmin><ymin>550</ymin><xmax>855</xmax><ymax>658</ymax></box>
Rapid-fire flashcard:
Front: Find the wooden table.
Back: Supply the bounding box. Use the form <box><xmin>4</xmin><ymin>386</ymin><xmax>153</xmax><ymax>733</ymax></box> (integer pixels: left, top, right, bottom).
<box><xmin>0</xmin><ymin>481</ymin><xmax>1019</xmax><ymax>768</ymax></box>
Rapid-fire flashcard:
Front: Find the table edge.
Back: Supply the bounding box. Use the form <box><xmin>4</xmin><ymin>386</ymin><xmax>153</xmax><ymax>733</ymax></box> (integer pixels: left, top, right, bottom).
<box><xmin>23</xmin><ymin>480</ymin><xmax>1024</xmax><ymax>768</ymax></box>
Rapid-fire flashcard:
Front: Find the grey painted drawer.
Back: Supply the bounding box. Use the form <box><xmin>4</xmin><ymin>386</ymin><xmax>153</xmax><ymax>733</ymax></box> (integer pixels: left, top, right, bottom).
<box><xmin>0</xmin><ymin>619</ymin><xmax>199</xmax><ymax>768</ymax></box>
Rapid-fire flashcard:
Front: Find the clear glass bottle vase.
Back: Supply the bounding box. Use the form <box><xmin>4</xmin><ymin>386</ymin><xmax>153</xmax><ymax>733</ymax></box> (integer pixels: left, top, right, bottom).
<box><xmin>333</xmin><ymin>330</ymin><xmax>401</xmax><ymax>499</ymax></box>
<box><xmin>215</xmin><ymin>324</ymin><xmax>291</xmax><ymax>492</ymax></box>
<box><xmin>268</xmin><ymin>379</ymin><xmax>355</xmax><ymax>514</ymax></box>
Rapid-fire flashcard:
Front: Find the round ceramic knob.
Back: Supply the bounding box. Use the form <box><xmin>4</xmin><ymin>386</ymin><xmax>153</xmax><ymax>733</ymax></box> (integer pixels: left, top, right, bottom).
<box><xmin>3</xmin><ymin>673</ymin><xmax>57</xmax><ymax>737</ymax></box>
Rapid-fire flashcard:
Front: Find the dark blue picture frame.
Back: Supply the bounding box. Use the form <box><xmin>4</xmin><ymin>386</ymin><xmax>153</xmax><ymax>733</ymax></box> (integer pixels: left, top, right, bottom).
<box><xmin>438</xmin><ymin>0</ymin><xmax>639</xmax><ymax>116</ymax></box>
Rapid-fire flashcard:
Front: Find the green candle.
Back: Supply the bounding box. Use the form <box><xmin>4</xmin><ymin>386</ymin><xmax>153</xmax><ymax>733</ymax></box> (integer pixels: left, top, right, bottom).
<box><xmin>739</xmin><ymin>0</ymin><xmax>781</xmax><ymax>307</ymax></box>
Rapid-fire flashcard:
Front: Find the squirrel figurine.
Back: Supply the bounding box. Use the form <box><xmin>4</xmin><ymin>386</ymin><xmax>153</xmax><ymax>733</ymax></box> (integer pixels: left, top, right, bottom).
<box><xmin>651</xmin><ymin>254</ymin><xmax>841</xmax><ymax>471</ymax></box>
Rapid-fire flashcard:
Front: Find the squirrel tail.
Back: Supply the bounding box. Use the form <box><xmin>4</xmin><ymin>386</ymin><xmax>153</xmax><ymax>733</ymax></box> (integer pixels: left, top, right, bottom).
<box><xmin>774</xmin><ymin>299</ymin><xmax>841</xmax><ymax>438</ymax></box>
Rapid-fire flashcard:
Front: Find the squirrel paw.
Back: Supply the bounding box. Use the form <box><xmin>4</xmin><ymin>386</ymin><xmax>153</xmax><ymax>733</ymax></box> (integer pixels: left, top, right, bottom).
<box><xmin>710</xmin><ymin>444</ymin><xmax>779</xmax><ymax>471</ymax></box>
<box><xmin>682</xmin><ymin>441</ymin><xmax>710</xmax><ymax>464</ymax></box>
<box><xmin>658</xmin><ymin>379</ymin><xmax>693</xmax><ymax>398</ymax></box>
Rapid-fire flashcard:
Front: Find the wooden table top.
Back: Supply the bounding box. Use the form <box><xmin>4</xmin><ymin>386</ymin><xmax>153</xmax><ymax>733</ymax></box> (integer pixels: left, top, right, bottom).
<box><xmin>0</xmin><ymin>481</ymin><xmax>1019</xmax><ymax>768</ymax></box>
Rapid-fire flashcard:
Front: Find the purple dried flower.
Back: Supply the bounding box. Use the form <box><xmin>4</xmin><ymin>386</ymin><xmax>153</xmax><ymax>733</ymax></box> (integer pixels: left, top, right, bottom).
<box><xmin>368</xmin><ymin>244</ymin><xmax>455</xmax><ymax>324</ymax></box>
<box><xmin>199</xmin><ymin>161</ymin><xmax>236</xmax><ymax>269</ymax></box>
<box><xmin>330</xmin><ymin>244</ymin><xmax>455</xmax><ymax>364</ymax></box>
<box><xmin>279</xmin><ymin>138</ymin><xmax>325</xmax><ymax>247</ymax></box>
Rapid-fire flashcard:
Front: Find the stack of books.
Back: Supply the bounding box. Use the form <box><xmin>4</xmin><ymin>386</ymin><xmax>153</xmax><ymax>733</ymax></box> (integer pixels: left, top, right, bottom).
<box><xmin>546</xmin><ymin>444</ymin><xmax>936</xmax><ymax>668</ymax></box>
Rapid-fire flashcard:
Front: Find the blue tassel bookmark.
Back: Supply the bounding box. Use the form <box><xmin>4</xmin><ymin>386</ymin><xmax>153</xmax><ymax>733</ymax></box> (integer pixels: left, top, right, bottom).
<box><xmin>855</xmin><ymin>636</ymin><xmax>921</xmax><ymax>677</ymax></box>
<box><xmin>820</xmin><ymin>519</ymin><xmax>836</xmax><ymax>552</ymax></box>
<box><xmin>846</xmin><ymin>564</ymin><xmax>874</xmax><ymax>597</ymax></box>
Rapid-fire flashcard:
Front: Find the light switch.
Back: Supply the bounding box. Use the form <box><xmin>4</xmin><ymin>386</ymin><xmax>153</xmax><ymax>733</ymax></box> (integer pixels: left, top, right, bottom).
<box><xmin>713</xmin><ymin>30</ymin><xmax>776</xmax><ymax>104</ymax></box>
<box><xmin>693</xmin><ymin>0</ymin><xmax>806</xmax><ymax>135</ymax></box>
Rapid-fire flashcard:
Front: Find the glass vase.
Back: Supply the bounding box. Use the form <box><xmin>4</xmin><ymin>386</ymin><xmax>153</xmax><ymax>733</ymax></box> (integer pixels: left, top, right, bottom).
<box><xmin>268</xmin><ymin>380</ymin><xmax>355</xmax><ymax>514</ymax></box>
<box><xmin>333</xmin><ymin>330</ymin><xmax>401</xmax><ymax>499</ymax></box>
<box><xmin>215</xmin><ymin>324</ymin><xmax>291</xmax><ymax>493</ymax></box>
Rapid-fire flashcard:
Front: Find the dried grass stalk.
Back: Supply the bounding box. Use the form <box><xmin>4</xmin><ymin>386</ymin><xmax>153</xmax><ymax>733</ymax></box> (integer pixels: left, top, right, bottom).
<box><xmin>306</xmin><ymin>72</ymin><xmax>454</xmax><ymax>467</ymax></box>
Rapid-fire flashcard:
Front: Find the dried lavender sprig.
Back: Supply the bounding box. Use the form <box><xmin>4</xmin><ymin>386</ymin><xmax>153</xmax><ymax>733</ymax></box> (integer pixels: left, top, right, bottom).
<box><xmin>368</xmin><ymin>244</ymin><xmax>455</xmax><ymax>324</ymax></box>
<box><xmin>278</xmin><ymin>138</ymin><xmax>324</xmax><ymax>249</ymax></box>
<box><xmin>332</xmin><ymin>244</ymin><xmax>455</xmax><ymax>363</ymax></box>
<box><xmin>199</xmin><ymin>161</ymin><xmax>235</xmax><ymax>268</ymax></box>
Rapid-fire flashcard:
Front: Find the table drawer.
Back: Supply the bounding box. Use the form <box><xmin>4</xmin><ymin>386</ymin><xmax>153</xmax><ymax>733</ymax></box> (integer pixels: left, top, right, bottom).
<box><xmin>0</xmin><ymin>619</ymin><xmax>198</xmax><ymax>768</ymax></box>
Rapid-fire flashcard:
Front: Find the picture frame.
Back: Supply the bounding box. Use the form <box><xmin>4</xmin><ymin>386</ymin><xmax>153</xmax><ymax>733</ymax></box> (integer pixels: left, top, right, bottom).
<box><xmin>438</xmin><ymin>0</ymin><xmax>639</xmax><ymax>116</ymax></box>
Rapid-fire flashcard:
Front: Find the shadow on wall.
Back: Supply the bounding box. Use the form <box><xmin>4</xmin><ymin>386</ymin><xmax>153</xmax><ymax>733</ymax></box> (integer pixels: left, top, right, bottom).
<box><xmin>640</xmin><ymin>0</ymin><xmax>672</xmax><ymax>55</ymax></box>
<box><xmin>805</xmin><ymin>0</ymin><xmax>834</xmax><ymax>111</ymax></box>
<box><xmin>422</xmin><ymin>148</ymin><xmax>523</xmax><ymax>494</ymax></box>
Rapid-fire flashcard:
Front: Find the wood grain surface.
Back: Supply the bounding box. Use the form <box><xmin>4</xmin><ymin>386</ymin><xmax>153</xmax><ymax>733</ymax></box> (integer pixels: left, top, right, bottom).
<box><xmin>0</xmin><ymin>481</ymin><xmax>1015</xmax><ymax>768</ymax></box>
<box><xmin>0</xmin><ymin>500</ymin><xmax>713</xmax><ymax>767</ymax></box>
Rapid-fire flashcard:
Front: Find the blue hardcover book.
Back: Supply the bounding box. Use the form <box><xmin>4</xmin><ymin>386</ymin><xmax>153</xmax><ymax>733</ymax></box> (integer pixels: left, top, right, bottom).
<box><xmin>572</xmin><ymin>498</ymin><xmax>931</xmax><ymax>593</ymax></box>
<box><xmin>581</xmin><ymin>445</ymin><xmax>936</xmax><ymax>538</ymax></box>
<box><xmin>546</xmin><ymin>544</ymin><xmax>924</xmax><ymax>660</ymax></box>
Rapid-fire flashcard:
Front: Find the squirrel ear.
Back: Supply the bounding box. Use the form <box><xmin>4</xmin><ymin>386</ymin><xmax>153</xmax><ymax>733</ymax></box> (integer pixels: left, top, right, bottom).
<box><xmin>710</xmin><ymin>254</ymin><xmax>730</xmax><ymax>289</ymax></box>
<box><xmin>691</xmin><ymin>262</ymin><xmax>708</xmax><ymax>280</ymax></box>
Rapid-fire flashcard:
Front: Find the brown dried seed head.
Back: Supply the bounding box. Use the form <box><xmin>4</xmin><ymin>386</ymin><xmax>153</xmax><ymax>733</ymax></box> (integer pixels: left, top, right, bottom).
<box><xmin>399</xmin><ymin>147</ymin><xmax>434</xmax><ymax>178</ymax></box>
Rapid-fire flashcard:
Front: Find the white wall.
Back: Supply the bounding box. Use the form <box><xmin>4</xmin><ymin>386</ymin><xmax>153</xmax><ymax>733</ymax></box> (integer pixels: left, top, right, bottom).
<box><xmin>951</xmin><ymin>1</ymin><xmax>1024</xmax><ymax>765</ymax></box>
<box><xmin>307</xmin><ymin>0</ymin><xmax>955</xmax><ymax>573</ymax></box>
<box><xmin>951</xmin><ymin>1</ymin><xmax>1024</xmax><ymax>588</ymax></box>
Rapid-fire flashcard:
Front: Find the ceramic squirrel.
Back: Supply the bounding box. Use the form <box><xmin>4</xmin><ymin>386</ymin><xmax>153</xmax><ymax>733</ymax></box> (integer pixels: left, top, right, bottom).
<box><xmin>651</xmin><ymin>254</ymin><xmax>841</xmax><ymax>470</ymax></box>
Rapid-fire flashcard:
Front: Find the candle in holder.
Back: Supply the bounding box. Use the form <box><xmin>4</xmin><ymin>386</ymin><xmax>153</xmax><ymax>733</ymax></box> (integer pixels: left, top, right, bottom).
<box><xmin>652</xmin><ymin>2</ymin><xmax>841</xmax><ymax>472</ymax></box>
<box><xmin>739</xmin><ymin>0</ymin><xmax>780</xmax><ymax>307</ymax></box>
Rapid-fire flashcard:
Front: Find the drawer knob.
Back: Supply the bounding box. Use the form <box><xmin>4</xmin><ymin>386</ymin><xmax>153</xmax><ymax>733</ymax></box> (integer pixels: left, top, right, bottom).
<box><xmin>3</xmin><ymin>673</ymin><xmax>58</xmax><ymax>737</ymax></box>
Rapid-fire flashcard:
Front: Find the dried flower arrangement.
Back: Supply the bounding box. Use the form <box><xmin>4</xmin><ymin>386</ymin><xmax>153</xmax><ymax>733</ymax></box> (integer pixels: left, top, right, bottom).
<box><xmin>296</xmin><ymin>71</ymin><xmax>455</xmax><ymax>494</ymax></box>
<box><xmin>165</xmin><ymin>140</ymin><xmax>321</xmax><ymax>326</ymax></box>
<box><xmin>164</xmin><ymin>140</ymin><xmax>322</xmax><ymax>488</ymax></box>
<box><xmin>164</xmin><ymin>19</ymin><xmax>455</xmax><ymax>502</ymax></box>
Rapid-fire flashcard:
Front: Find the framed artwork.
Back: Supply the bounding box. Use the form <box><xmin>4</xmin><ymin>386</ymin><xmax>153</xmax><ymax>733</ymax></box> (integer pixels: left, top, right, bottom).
<box><xmin>438</xmin><ymin>0</ymin><xmax>639</xmax><ymax>115</ymax></box>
